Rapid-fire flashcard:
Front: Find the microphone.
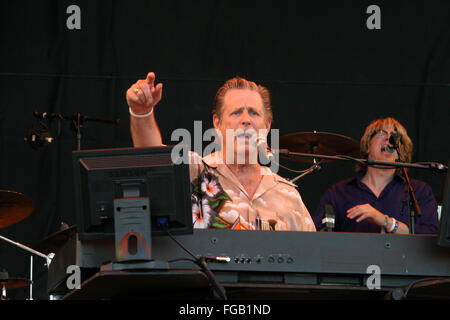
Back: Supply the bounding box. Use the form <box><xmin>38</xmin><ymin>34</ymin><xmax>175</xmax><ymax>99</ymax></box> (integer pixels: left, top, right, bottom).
<box><xmin>321</xmin><ymin>204</ymin><xmax>335</xmax><ymax>232</ymax></box>
<box><xmin>256</xmin><ymin>136</ymin><xmax>273</xmax><ymax>165</ymax></box>
<box><xmin>385</xmin><ymin>132</ymin><xmax>400</xmax><ymax>154</ymax></box>
<box><xmin>24</xmin><ymin>128</ymin><xmax>54</xmax><ymax>149</ymax></box>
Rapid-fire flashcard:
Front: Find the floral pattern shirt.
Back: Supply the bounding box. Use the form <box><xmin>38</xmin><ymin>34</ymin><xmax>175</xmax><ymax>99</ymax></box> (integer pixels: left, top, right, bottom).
<box><xmin>190</xmin><ymin>152</ymin><xmax>316</xmax><ymax>232</ymax></box>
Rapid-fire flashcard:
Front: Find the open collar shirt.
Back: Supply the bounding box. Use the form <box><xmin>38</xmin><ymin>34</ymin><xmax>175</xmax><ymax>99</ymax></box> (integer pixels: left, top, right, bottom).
<box><xmin>313</xmin><ymin>172</ymin><xmax>439</xmax><ymax>234</ymax></box>
<box><xmin>190</xmin><ymin>152</ymin><xmax>316</xmax><ymax>232</ymax></box>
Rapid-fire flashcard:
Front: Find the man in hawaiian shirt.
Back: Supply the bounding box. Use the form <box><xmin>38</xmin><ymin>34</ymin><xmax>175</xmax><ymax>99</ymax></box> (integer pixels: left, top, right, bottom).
<box><xmin>126</xmin><ymin>72</ymin><xmax>315</xmax><ymax>232</ymax></box>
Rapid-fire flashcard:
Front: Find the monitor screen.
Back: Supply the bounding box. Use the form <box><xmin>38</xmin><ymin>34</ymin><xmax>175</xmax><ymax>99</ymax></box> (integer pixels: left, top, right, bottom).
<box><xmin>72</xmin><ymin>146</ymin><xmax>193</xmax><ymax>241</ymax></box>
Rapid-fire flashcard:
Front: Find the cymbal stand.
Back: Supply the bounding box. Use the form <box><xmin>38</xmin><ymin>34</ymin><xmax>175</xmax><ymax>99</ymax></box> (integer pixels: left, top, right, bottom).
<box><xmin>29</xmin><ymin>255</ymin><xmax>33</xmax><ymax>300</ymax></box>
<box><xmin>289</xmin><ymin>144</ymin><xmax>323</xmax><ymax>184</ymax></box>
<box><xmin>0</xmin><ymin>235</ymin><xmax>54</xmax><ymax>267</ymax></box>
<box><xmin>290</xmin><ymin>161</ymin><xmax>322</xmax><ymax>184</ymax></box>
<box><xmin>0</xmin><ymin>234</ymin><xmax>55</xmax><ymax>300</ymax></box>
<box><xmin>1</xmin><ymin>269</ymin><xmax>7</xmax><ymax>299</ymax></box>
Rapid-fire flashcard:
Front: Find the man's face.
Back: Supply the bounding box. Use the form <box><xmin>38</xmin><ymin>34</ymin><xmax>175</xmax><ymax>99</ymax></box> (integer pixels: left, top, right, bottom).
<box><xmin>213</xmin><ymin>89</ymin><xmax>271</xmax><ymax>162</ymax></box>
<box><xmin>367</xmin><ymin>125</ymin><xmax>399</xmax><ymax>162</ymax></box>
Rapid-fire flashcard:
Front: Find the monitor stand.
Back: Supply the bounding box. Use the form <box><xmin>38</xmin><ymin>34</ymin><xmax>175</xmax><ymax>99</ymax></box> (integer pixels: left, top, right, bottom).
<box><xmin>109</xmin><ymin>196</ymin><xmax>169</xmax><ymax>271</ymax></box>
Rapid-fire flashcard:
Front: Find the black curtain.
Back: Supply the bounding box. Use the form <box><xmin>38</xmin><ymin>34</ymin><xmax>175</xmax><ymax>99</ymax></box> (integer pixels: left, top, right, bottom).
<box><xmin>0</xmin><ymin>0</ymin><xmax>449</xmax><ymax>299</ymax></box>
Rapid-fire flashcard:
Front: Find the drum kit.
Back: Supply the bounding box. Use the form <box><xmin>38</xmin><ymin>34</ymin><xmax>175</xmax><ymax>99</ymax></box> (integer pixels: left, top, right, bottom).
<box><xmin>0</xmin><ymin>131</ymin><xmax>359</xmax><ymax>300</ymax></box>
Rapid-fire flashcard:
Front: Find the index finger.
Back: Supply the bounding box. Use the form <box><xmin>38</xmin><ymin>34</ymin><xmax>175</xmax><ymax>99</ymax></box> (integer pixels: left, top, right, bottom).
<box><xmin>146</xmin><ymin>72</ymin><xmax>156</xmax><ymax>87</ymax></box>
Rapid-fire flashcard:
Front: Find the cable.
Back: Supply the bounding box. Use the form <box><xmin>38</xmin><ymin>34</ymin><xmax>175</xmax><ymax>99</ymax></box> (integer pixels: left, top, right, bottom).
<box><xmin>161</xmin><ymin>226</ymin><xmax>198</xmax><ymax>261</ymax></box>
<box><xmin>160</xmin><ymin>225</ymin><xmax>228</xmax><ymax>300</ymax></box>
<box><xmin>402</xmin><ymin>277</ymin><xmax>450</xmax><ymax>299</ymax></box>
<box><xmin>167</xmin><ymin>258</ymin><xmax>197</xmax><ymax>264</ymax></box>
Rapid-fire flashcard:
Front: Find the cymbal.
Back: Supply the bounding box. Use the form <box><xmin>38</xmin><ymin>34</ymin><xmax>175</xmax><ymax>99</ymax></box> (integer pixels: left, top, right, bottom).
<box><xmin>279</xmin><ymin>131</ymin><xmax>360</xmax><ymax>163</ymax></box>
<box><xmin>34</xmin><ymin>225</ymin><xmax>77</xmax><ymax>254</ymax></box>
<box><xmin>0</xmin><ymin>190</ymin><xmax>34</xmax><ymax>228</ymax></box>
<box><xmin>0</xmin><ymin>277</ymin><xmax>33</xmax><ymax>290</ymax></box>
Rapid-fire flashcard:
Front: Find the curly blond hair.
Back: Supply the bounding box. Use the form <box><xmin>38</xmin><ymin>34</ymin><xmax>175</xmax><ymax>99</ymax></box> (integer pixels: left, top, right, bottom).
<box><xmin>356</xmin><ymin>117</ymin><xmax>413</xmax><ymax>172</ymax></box>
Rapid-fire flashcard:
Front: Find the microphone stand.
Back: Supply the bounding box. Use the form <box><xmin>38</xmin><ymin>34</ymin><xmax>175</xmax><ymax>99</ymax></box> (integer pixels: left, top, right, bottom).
<box><xmin>33</xmin><ymin>111</ymin><xmax>120</xmax><ymax>151</ymax></box>
<box><xmin>66</xmin><ymin>113</ymin><xmax>120</xmax><ymax>151</ymax></box>
<box><xmin>392</xmin><ymin>147</ymin><xmax>421</xmax><ymax>235</ymax></box>
<box><xmin>279</xmin><ymin>150</ymin><xmax>447</xmax><ymax>172</ymax></box>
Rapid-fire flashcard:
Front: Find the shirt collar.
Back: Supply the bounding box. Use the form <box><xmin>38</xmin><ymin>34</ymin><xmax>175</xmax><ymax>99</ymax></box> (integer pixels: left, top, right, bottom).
<box><xmin>202</xmin><ymin>152</ymin><xmax>220</xmax><ymax>168</ymax></box>
<box><xmin>202</xmin><ymin>151</ymin><xmax>278</xmax><ymax>177</ymax></box>
<box><xmin>355</xmin><ymin>170</ymin><xmax>405</xmax><ymax>188</ymax></box>
<box><xmin>202</xmin><ymin>152</ymin><xmax>296</xmax><ymax>198</ymax></box>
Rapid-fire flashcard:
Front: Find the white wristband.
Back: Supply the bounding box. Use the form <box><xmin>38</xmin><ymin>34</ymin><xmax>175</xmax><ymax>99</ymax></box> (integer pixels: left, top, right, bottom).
<box><xmin>129</xmin><ymin>107</ymin><xmax>154</xmax><ymax>118</ymax></box>
<box><xmin>388</xmin><ymin>218</ymin><xmax>396</xmax><ymax>233</ymax></box>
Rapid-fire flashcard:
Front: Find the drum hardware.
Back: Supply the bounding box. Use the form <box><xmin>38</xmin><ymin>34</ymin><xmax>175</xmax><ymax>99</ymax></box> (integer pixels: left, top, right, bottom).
<box><xmin>289</xmin><ymin>161</ymin><xmax>323</xmax><ymax>184</ymax></box>
<box><xmin>33</xmin><ymin>223</ymin><xmax>77</xmax><ymax>254</ymax></box>
<box><xmin>0</xmin><ymin>269</ymin><xmax>33</xmax><ymax>300</ymax></box>
<box><xmin>279</xmin><ymin>131</ymin><xmax>360</xmax><ymax>164</ymax></box>
<box><xmin>0</xmin><ymin>190</ymin><xmax>55</xmax><ymax>300</ymax></box>
<box><xmin>279</xmin><ymin>131</ymin><xmax>359</xmax><ymax>182</ymax></box>
<box><xmin>0</xmin><ymin>190</ymin><xmax>34</xmax><ymax>228</ymax></box>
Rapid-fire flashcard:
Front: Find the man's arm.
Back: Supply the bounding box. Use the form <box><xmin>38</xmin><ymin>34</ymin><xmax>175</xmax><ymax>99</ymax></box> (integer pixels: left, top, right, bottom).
<box><xmin>346</xmin><ymin>204</ymin><xmax>410</xmax><ymax>234</ymax></box>
<box><xmin>130</xmin><ymin>113</ymin><xmax>163</xmax><ymax>147</ymax></box>
<box><xmin>126</xmin><ymin>72</ymin><xmax>164</xmax><ymax>147</ymax></box>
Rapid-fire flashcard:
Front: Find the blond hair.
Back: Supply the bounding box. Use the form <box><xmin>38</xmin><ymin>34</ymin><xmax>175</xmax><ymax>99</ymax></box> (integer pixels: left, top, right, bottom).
<box><xmin>356</xmin><ymin>117</ymin><xmax>413</xmax><ymax>172</ymax></box>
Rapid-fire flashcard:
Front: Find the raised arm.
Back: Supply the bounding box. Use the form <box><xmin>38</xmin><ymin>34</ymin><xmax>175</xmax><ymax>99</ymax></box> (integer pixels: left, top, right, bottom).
<box><xmin>126</xmin><ymin>72</ymin><xmax>164</xmax><ymax>147</ymax></box>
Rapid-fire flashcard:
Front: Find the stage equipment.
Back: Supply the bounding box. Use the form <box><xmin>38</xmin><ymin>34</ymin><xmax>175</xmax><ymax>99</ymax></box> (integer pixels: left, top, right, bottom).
<box><xmin>391</xmin><ymin>132</ymin><xmax>421</xmax><ymax>234</ymax></box>
<box><xmin>47</xmin><ymin>229</ymin><xmax>450</xmax><ymax>300</ymax></box>
<box><xmin>71</xmin><ymin>146</ymin><xmax>229</xmax><ymax>299</ymax></box>
<box><xmin>34</xmin><ymin>224</ymin><xmax>77</xmax><ymax>254</ymax></box>
<box><xmin>0</xmin><ymin>190</ymin><xmax>34</xmax><ymax>228</ymax></box>
<box><xmin>437</xmin><ymin>160</ymin><xmax>450</xmax><ymax>247</ymax></box>
<box><xmin>0</xmin><ymin>190</ymin><xmax>55</xmax><ymax>299</ymax></box>
<box><xmin>321</xmin><ymin>204</ymin><xmax>335</xmax><ymax>232</ymax></box>
<box><xmin>26</xmin><ymin>111</ymin><xmax>120</xmax><ymax>151</ymax></box>
<box><xmin>0</xmin><ymin>269</ymin><xmax>32</xmax><ymax>299</ymax></box>
<box><xmin>72</xmin><ymin>146</ymin><xmax>193</xmax><ymax>269</ymax></box>
<box><xmin>278</xmin><ymin>131</ymin><xmax>359</xmax><ymax>183</ymax></box>
<box><xmin>279</xmin><ymin>131</ymin><xmax>360</xmax><ymax>163</ymax></box>
<box><xmin>278</xmin><ymin>146</ymin><xmax>447</xmax><ymax>235</ymax></box>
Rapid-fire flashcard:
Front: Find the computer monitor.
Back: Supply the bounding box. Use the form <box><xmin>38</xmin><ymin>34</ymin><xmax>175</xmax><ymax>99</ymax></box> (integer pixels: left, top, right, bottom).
<box><xmin>72</xmin><ymin>146</ymin><xmax>193</xmax><ymax>263</ymax></box>
<box><xmin>437</xmin><ymin>160</ymin><xmax>450</xmax><ymax>247</ymax></box>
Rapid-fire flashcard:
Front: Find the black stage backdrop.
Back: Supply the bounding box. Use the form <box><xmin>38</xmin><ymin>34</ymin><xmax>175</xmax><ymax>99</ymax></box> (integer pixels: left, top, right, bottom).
<box><xmin>0</xmin><ymin>0</ymin><xmax>449</xmax><ymax>299</ymax></box>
